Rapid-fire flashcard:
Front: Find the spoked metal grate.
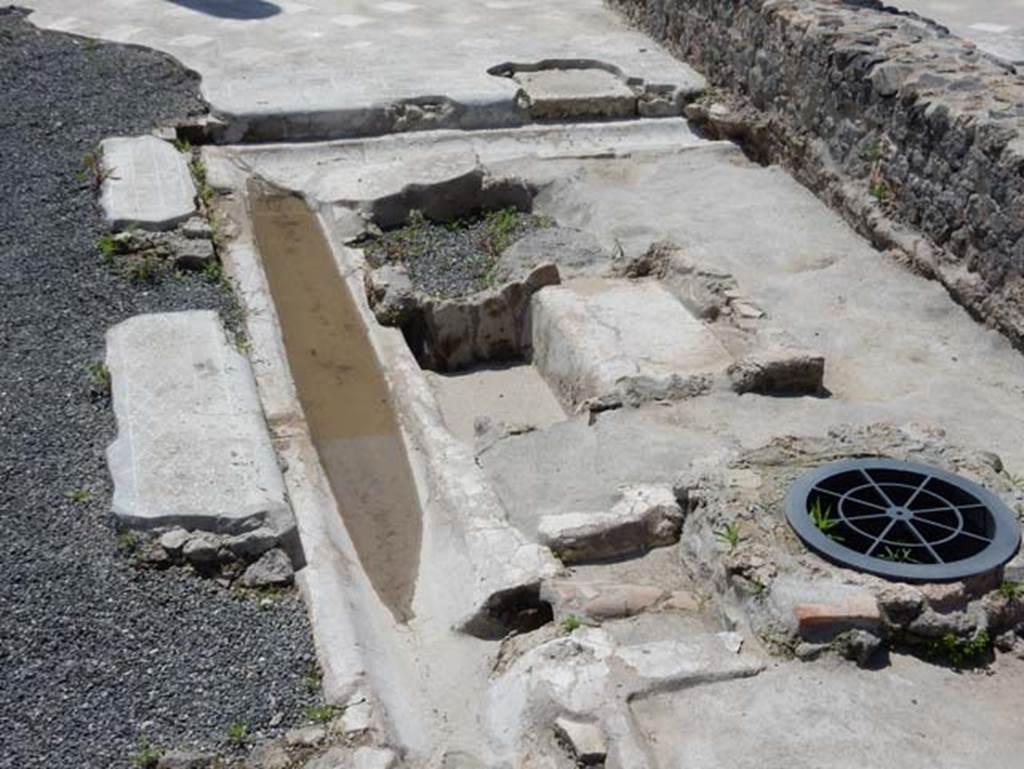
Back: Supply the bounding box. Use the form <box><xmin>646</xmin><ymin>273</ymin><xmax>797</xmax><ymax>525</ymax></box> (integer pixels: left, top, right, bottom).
<box><xmin>784</xmin><ymin>459</ymin><xmax>1021</xmax><ymax>581</ymax></box>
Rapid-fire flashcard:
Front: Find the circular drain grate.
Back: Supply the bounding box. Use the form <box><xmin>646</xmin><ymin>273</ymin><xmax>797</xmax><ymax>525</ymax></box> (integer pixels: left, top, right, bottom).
<box><xmin>784</xmin><ymin>459</ymin><xmax>1021</xmax><ymax>581</ymax></box>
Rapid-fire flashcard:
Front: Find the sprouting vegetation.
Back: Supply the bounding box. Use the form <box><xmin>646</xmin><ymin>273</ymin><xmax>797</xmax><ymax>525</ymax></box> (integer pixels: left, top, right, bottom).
<box><xmin>225</xmin><ymin>720</ymin><xmax>249</xmax><ymax>747</ymax></box>
<box><xmin>879</xmin><ymin>546</ymin><xmax>918</xmax><ymax>564</ymax></box>
<box><xmin>129</xmin><ymin>734</ymin><xmax>163</xmax><ymax>768</ymax></box>
<box><xmin>562</xmin><ymin>614</ymin><xmax>583</xmax><ymax>633</ymax></box>
<box><xmin>305</xmin><ymin>704</ymin><xmax>340</xmax><ymax>724</ymax></box>
<box><xmin>78</xmin><ymin>145</ymin><xmax>116</xmax><ymax>190</ymax></box>
<box><xmin>361</xmin><ymin>206</ymin><xmax>553</xmax><ymax>297</ymax></box>
<box><xmin>85</xmin><ymin>361</ymin><xmax>111</xmax><ymax>397</ymax></box>
<box><xmin>66</xmin><ymin>487</ymin><xmax>92</xmax><ymax>504</ymax></box>
<box><xmin>809</xmin><ymin>498</ymin><xmax>843</xmax><ymax>542</ymax></box>
<box><xmin>924</xmin><ymin>630</ymin><xmax>992</xmax><ymax>669</ymax></box>
<box><xmin>715</xmin><ymin>522</ymin><xmax>742</xmax><ymax>551</ymax></box>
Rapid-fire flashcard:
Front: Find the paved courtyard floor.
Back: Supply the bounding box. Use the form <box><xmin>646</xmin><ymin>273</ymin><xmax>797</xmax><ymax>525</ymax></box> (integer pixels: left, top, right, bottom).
<box><xmin>891</xmin><ymin>0</ymin><xmax>1024</xmax><ymax>63</ymax></box>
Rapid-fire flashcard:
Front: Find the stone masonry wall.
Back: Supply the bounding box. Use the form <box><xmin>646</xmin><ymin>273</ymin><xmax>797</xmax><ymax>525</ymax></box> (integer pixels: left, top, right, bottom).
<box><xmin>609</xmin><ymin>0</ymin><xmax>1024</xmax><ymax>346</ymax></box>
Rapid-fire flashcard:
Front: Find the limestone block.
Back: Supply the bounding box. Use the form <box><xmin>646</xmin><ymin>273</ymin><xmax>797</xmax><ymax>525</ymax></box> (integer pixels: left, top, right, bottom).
<box><xmin>531</xmin><ymin>279</ymin><xmax>731</xmax><ymax>407</ymax></box>
<box><xmin>538</xmin><ymin>485</ymin><xmax>684</xmax><ymax>562</ymax></box>
<box><xmin>514</xmin><ymin>68</ymin><xmax>637</xmax><ymax>119</ymax></box>
<box><xmin>100</xmin><ymin>136</ymin><xmax>197</xmax><ymax>231</ymax></box>
<box><xmin>105</xmin><ymin>311</ymin><xmax>292</xmax><ymax>536</ymax></box>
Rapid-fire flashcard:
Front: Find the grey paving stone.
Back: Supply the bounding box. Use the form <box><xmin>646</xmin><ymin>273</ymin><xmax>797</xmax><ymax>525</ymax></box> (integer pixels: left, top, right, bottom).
<box><xmin>99</xmin><ymin>135</ymin><xmax>196</xmax><ymax>230</ymax></box>
<box><xmin>105</xmin><ymin>310</ymin><xmax>292</xmax><ymax>535</ymax></box>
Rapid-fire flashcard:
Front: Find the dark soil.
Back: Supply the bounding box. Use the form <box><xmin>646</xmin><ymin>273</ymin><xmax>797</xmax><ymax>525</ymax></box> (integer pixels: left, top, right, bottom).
<box><xmin>362</xmin><ymin>208</ymin><xmax>552</xmax><ymax>297</ymax></box>
<box><xmin>0</xmin><ymin>9</ymin><xmax>317</xmax><ymax>768</ymax></box>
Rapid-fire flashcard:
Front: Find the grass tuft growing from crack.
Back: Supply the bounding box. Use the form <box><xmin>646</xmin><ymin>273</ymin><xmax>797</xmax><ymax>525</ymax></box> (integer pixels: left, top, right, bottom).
<box><xmin>715</xmin><ymin>522</ymin><xmax>742</xmax><ymax>551</ymax></box>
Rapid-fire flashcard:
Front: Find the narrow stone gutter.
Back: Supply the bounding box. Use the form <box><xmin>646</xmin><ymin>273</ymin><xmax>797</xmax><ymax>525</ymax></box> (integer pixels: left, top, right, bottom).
<box><xmin>609</xmin><ymin>0</ymin><xmax>1024</xmax><ymax>348</ymax></box>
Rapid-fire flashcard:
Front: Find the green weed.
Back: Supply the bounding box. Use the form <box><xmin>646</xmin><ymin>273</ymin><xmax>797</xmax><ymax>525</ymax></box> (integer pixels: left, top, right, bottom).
<box><xmin>225</xmin><ymin>720</ymin><xmax>249</xmax><ymax>747</ymax></box>
<box><xmin>86</xmin><ymin>361</ymin><xmax>111</xmax><ymax>397</ymax></box>
<box><xmin>715</xmin><ymin>522</ymin><xmax>742</xmax><ymax>551</ymax></box>
<box><xmin>809</xmin><ymin>498</ymin><xmax>843</xmax><ymax>542</ymax></box>
<box><xmin>999</xmin><ymin>581</ymin><xmax>1024</xmax><ymax>601</ymax></box>
<box><xmin>129</xmin><ymin>734</ymin><xmax>163</xmax><ymax>769</ymax></box>
<box><xmin>305</xmin><ymin>704</ymin><xmax>340</xmax><ymax>724</ymax></box>
<box><xmin>66</xmin><ymin>487</ymin><xmax>92</xmax><ymax>504</ymax></box>
<box><xmin>879</xmin><ymin>546</ymin><xmax>918</xmax><ymax>564</ymax></box>
<box><xmin>562</xmin><ymin>614</ymin><xmax>583</xmax><ymax>633</ymax></box>
<box><xmin>925</xmin><ymin>630</ymin><xmax>991</xmax><ymax>669</ymax></box>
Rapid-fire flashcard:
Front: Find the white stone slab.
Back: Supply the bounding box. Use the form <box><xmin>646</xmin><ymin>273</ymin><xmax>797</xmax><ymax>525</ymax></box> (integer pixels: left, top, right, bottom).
<box><xmin>530</xmin><ymin>279</ymin><xmax>732</xmax><ymax>406</ymax></box>
<box><xmin>99</xmin><ymin>136</ymin><xmax>197</xmax><ymax>231</ymax></box>
<box><xmin>105</xmin><ymin>311</ymin><xmax>292</xmax><ymax>535</ymax></box>
<box><xmin>514</xmin><ymin>67</ymin><xmax>637</xmax><ymax>119</ymax></box>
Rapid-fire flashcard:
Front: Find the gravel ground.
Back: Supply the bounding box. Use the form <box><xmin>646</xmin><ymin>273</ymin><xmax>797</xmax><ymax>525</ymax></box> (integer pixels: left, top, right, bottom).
<box><xmin>0</xmin><ymin>9</ymin><xmax>318</xmax><ymax>768</ymax></box>
<box><xmin>363</xmin><ymin>208</ymin><xmax>552</xmax><ymax>297</ymax></box>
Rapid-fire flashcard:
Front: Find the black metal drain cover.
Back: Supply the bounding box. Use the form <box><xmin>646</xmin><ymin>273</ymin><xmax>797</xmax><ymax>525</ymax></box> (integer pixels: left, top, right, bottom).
<box><xmin>784</xmin><ymin>459</ymin><xmax>1021</xmax><ymax>581</ymax></box>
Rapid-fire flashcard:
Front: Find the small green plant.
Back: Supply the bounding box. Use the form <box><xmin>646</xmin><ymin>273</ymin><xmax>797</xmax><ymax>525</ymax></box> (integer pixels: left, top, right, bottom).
<box><xmin>66</xmin><ymin>487</ymin><xmax>92</xmax><ymax>504</ymax></box>
<box><xmin>869</xmin><ymin>179</ymin><xmax>891</xmax><ymax>203</ymax></box>
<box><xmin>86</xmin><ymin>361</ymin><xmax>111</xmax><ymax>397</ymax></box>
<box><xmin>303</xmin><ymin>661</ymin><xmax>323</xmax><ymax>693</ymax></box>
<box><xmin>809</xmin><ymin>498</ymin><xmax>843</xmax><ymax>542</ymax></box>
<box><xmin>305</xmin><ymin>704</ymin><xmax>339</xmax><ymax>724</ymax></box>
<box><xmin>115</xmin><ymin>529</ymin><xmax>142</xmax><ymax>556</ymax></box>
<box><xmin>925</xmin><ymin>630</ymin><xmax>991</xmax><ymax>669</ymax></box>
<box><xmin>483</xmin><ymin>207</ymin><xmax>520</xmax><ymax>254</ymax></box>
<box><xmin>562</xmin><ymin>614</ymin><xmax>583</xmax><ymax>633</ymax></box>
<box><xmin>999</xmin><ymin>581</ymin><xmax>1024</xmax><ymax>601</ymax></box>
<box><xmin>225</xmin><ymin>720</ymin><xmax>249</xmax><ymax>746</ymax></box>
<box><xmin>125</xmin><ymin>253</ymin><xmax>163</xmax><ymax>285</ymax></box>
<box><xmin>129</xmin><ymin>734</ymin><xmax>163</xmax><ymax>768</ymax></box>
<box><xmin>715</xmin><ymin>522</ymin><xmax>742</xmax><ymax>551</ymax></box>
<box><xmin>78</xmin><ymin>146</ymin><xmax>116</xmax><ymax>190</ymax></box>
<box><xmin>202</xmin><ymin>259</ymin><xmax>223</xmax><ymax>284</ymax></box>
<box><xmin>97</xmin><ymin>234</ymin><xmax>118</xmax><ymax>263</ymax></box>
<box><xmin>189</xmin><ymin>157</ymin><xmax>214</xmax><ymax>208</ymax></box>
<box><xmin>859</xmin><ymin>140</ymin><xmax>882</xmax><ymax>163</ymax></box>
<box><xmin>174</xmin><ymin>136</ymin><xmax>193</xmax><ymax>154</ymax></box>
<box><xmin>879</xmin><ymin>546</ymin><xmax>918</xmax><ymax>564</ymax></box>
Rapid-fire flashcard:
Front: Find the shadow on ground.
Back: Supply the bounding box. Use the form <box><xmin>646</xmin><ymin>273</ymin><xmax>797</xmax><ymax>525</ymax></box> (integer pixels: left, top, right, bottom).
<box><xmin>164</xmin><ymin>0</ymin><xmax>281</xmax><ymax>20</ymax></box>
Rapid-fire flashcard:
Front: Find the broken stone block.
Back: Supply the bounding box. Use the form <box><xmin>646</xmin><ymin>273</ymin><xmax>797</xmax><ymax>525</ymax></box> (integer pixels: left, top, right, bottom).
<box><xmin>727</xmin><ymin>348</ymin><xmax>825</xmax><ymax>395</ymax></box>
<box><xmin>538</xmin><ymin>485</ymin><xmax>684</xmax><ymax>562</ymax></box>
<box><xmin>769</xmin><ymin>577</ymin><xmax>881</xmax><ymax>643</ymax></box>
<box><xmin>158</xmin><ymin>527</ymin><xmax>190</xmax><ymax>557</ymax></box>
<box><xmin>352</xmin><ymin>747</ymin><xmax>398</xmax><ymax>769</ymax></box>
<box><xmin>531</xmin><ymin>279</ymin><xmax>732</xmax><ymax>407</ymax></box>
<box><xmin>514</xmin><ymin>67</ymin><xmax>637</xmax><ymax>120</ymax></box>
<box><xmin>99</xmin><ymin>136</ymin><xmax>197</xmax><ymax>231</ymax></box>
<box><xmin>105</xmin><ymin>311</ymin><xmax>293</xmax><ymax>537</ymax></box>
<box><xmin>541</xmin><ymin>580</ymin><xmax>669</xmax><ymax>621</ymax></box>
<box><xmin>284</xmin><ymin>725</ymin><xmax>326</xmax><ymax>748</ymax></box>
<box><xmin>181</xmin><ymin>531</ymin><xmax>222</xmax><ymax>566</ymax></box>
<box><xmin>240</xmin><ymin>548</ymin><xmax>294</xmax><ymax>588</ymax></box>
<box><xmin>365</xmin><ymin>263</ymin><xmax>418</xmax><ymax>327</ymax></box>
<box><xmin>225</xmin><ymin>527</ymin><xmax>279</xmax><ymax>560</ymax></box>
<box><xmin>494</xmin><ymin>227</ymin><xmax>611</xmax><ymax>282</ymax></box>
<box><xmin>554</xmin><ymin>717</ymin><xmax>607</xmax><ymax>765</ymax></box>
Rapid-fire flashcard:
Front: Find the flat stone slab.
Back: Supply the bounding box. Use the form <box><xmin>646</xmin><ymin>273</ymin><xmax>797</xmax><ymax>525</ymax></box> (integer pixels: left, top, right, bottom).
<box><xmin>105</xmin><ymin>311</ymin><xmax>292</xmax><ymax>535</ymax></box>
<box><xmin>514</xmin><ymin>67</ymin><xmax>637</xmax><ymax>119</ymax></box>
<box><xmin>99</xmin><ymin>136</ymin><xmax>196</xmax><ymax>231</ymax></box>
<box><xmin>530</xmin><ymin>278</ymin><xmax>732</xmax><ymax>406</ymax></box>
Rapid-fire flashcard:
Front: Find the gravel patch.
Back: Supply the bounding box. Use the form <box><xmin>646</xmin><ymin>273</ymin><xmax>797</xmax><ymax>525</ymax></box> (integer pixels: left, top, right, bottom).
<box><xmin>362</xmin><ymin>208</ymin><xmax>553</xmax><ymax>297</ymax></box>
<box><xmin>0</xmin><ymin>9</ymin><xmax>318</xmax><ymax>768</ymax></box>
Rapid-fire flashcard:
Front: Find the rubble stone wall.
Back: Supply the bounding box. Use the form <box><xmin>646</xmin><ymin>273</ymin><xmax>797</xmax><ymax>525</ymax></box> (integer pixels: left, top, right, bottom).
<box><xmin>610</xmin><ymin>0</ymin><xmax>1024</xmax><ymax>345</ymax></box>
